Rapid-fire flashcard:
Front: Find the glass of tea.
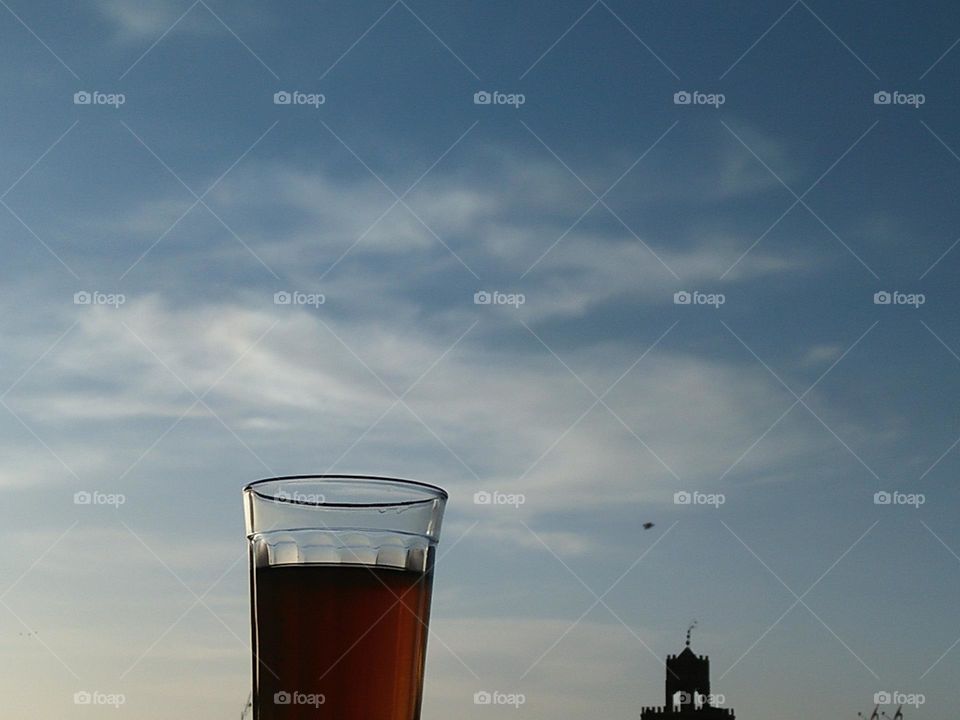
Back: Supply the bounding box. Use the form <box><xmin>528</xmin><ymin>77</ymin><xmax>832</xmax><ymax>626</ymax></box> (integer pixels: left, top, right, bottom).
<box><xmin>243</xmin><ymin>475</ymin><xmax>447</xmax><ymax>719</ymax></box>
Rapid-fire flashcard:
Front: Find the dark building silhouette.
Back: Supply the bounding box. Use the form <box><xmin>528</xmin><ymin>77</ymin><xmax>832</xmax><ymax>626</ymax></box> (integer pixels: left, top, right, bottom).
<box><xmin>641</xmin><ymin>628</ymin><xmax>734</xmax><ymax>720</ymax></box>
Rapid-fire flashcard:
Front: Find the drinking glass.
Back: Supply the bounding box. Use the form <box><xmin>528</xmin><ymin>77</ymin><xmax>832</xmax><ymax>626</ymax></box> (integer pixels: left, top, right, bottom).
<box><xmin>243</xmin><ymin>475</ymin><xmax>447</xmax><ymax>719</ymax></box>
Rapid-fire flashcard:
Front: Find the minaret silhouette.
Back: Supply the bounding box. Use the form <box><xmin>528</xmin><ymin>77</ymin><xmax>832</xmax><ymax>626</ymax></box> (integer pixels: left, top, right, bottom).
<box><xmin>640</xmin><ymin>624</ymin><xmax>735</xmax><ymax>720</ymax></box>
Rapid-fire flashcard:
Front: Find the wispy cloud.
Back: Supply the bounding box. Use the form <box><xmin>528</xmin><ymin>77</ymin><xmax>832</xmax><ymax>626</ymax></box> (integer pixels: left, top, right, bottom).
<box><xmin>2</xmin><ymin>292</ymin><xmax>840</xmax><ymax>515</ymax></box>
<box><xmin>95</xmin><ymin>0</ymin><xmax>207</xmax><ymax>41</ymax></box>
<box><xmin>87</xmin><ymin>149</ymin><xmax>811</xmax><ymax>322</ymax></box>
<box><xmin>95</xmin><ymin>0</ymin><xmax>265</xmax><ymax>42</ymax></box>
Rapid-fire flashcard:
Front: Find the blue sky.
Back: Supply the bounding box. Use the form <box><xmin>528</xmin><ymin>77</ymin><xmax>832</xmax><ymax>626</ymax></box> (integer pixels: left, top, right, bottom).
<box><xmin>1</xmin><ymin>1</ymin><xmax>960</xmax><ymax>718</ymax></box>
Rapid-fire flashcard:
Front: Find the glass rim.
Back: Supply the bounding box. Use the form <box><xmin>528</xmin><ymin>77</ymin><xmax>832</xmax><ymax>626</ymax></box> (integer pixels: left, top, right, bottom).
<box><xmin>243</xmin><ymin>474</ymin><xmax>448</xmax><ymax>508</ymax></box>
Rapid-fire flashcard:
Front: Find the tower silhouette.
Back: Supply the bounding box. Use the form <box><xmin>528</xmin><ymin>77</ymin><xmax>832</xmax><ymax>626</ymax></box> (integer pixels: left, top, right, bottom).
<box><xmin>641</xmin><ymin>626</ymin><xmax>735</xmax><ymax>719</ymax></box>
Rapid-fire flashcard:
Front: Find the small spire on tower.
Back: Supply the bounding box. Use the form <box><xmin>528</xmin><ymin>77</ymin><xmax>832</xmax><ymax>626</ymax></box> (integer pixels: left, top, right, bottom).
<box><xmin>685</xmin><ymin>620</ymin><xmax>698</xmax><ymax>647</ymax></box>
